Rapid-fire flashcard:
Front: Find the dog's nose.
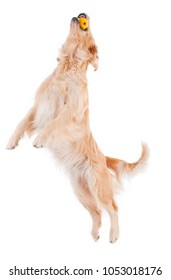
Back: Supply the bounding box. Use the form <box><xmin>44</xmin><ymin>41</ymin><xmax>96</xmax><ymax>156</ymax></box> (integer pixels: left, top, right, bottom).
<box><xmin>72</xmin><ymin>17</ymin><xmax>78</xmax><ymax>23</ymax></box>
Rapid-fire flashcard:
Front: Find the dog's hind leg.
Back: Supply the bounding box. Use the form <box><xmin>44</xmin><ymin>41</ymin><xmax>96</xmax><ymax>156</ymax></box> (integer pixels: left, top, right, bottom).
<box><xmin>7</xmin><ymin>107</ymin><xmax>36</xmax><ymax>149</ymax></box>
<box><xmin>103</xmin><ymin>200</ymin><xmax>119</xmax><ymax>243</ymax></box>
<box><xmin>71</xmin><ymin>177</ymin><xmax>102</xmax><ymax>241</ymax></box>
<box><xmin>95</xmin><ymin>172</ymin><xmax>119</xmax><ymax>243</ymax></box>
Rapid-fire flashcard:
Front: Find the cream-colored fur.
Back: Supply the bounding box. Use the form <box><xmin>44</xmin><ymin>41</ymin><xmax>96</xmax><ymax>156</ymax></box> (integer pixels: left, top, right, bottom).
<box><xmin>7</xmin><ymin>14</ymin><xmax>149</xmax><ymax>243</ymax></box>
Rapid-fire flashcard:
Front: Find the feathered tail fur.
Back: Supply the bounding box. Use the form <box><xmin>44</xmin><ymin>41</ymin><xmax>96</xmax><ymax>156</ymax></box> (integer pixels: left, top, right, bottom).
<box><xmin>106</xmin><ymin>143</ymin><xmax>149</xmax><ymax>181</ymax></box>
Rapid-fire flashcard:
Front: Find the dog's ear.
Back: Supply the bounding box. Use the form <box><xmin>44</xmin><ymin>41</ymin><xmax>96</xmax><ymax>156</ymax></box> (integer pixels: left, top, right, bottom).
<box><xmin>89</xmin><ymin>44</ymin><xmax>98</xmax><ymax>56</ymax></box>
<box><xmin>88</xmin><ymin>44</ymin><xmax>99</xmax><ymax>71</ymax></box>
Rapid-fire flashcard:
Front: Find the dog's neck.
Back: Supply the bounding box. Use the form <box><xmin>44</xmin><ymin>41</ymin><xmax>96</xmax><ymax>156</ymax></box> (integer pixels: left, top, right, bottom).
<box><xmin>56</xmin><ymin>55</ymin><xmax>89</xmax><ymax>76</ymax></box>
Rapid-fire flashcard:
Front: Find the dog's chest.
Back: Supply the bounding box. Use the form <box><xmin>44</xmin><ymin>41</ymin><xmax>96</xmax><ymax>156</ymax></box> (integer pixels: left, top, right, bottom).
<box><xmin>34</xmin><ymin>75</ymin><xmax>88</xmax><ymax>129</ymax></box>
<box><xmin>35</xmin><ymin>101</ymin><xmax>55</xmax><ymax>128</ymax></box>
<box><xmin>34</xmin><ymin>88</ymin><xmax>60</xmax><ymax>128</ymax></box>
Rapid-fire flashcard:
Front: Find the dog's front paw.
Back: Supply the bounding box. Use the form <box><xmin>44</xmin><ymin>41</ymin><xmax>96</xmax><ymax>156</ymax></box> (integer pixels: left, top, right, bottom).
<box><xmin>33</xmin><ymin>135</ymin><xmax>46</xmax><ymax>148</ymax></box>
<box><xmin>6</xmin><ymin>135</ymin><xmax>19</xmax><ymax>150</ymax></box>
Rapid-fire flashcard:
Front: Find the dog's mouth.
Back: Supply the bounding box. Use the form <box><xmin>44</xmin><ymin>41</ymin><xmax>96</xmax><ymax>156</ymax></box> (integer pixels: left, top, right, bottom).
<box><xmin>71</xmin><ymin>13</ymin><xmax>88</xmax><ymax>31</ymax></box>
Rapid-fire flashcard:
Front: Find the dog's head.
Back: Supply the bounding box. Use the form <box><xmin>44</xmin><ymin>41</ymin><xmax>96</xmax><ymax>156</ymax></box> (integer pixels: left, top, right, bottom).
<box><xmin>59</xmin><ymin>13</ymin><xmax>99</xmax><ymax>71</ymax></box>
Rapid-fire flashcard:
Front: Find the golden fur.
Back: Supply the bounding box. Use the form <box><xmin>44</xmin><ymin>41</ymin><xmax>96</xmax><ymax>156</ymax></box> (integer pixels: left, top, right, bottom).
<box><xmin>7</xmin><ymin>14</ymin><xmax>149</xmax><ymax>243</ymax></box>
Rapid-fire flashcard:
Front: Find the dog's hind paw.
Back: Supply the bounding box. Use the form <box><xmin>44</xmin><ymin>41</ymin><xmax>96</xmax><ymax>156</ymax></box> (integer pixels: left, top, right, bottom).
<box><xmin>91</xmin><ymin>230</ymin><xmax>100</xmax><ymax>242</ymax></box>
<box><xmin>109</xmin><ymin>228</ymin><xmax>119</xmax><ymax>243</ymax></box>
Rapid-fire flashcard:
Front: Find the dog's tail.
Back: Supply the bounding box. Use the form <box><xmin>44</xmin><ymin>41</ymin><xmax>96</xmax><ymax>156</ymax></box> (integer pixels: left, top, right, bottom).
<box><xmin>106</xmin><ymin>143</ymin><xmax>149</xmax><ymax>181</ymax></box>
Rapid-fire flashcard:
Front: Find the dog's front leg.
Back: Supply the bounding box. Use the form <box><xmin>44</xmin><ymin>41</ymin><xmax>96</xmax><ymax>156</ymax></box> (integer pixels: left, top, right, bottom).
<box><xmin>7</xmin><ymin>107</ymin><xmax>36</xmax><ymax>149</ymax></box>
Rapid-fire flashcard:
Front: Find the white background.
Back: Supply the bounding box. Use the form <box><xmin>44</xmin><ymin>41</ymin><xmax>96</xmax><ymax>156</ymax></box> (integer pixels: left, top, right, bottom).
<box><xmin>0</xmin><ymin>0</ymin><xmax>171</xmax><ymax>279</ymax></box>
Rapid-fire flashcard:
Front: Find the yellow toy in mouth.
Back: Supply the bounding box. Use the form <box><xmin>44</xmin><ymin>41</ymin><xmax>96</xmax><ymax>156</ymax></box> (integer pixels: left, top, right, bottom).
<box><xmin>78</xmin><ymin>17</ymin><xmax>88</xmax><ymax>30</ymax></box>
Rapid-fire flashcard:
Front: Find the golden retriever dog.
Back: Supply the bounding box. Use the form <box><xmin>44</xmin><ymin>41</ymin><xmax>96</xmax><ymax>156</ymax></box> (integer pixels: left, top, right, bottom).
<box><xmin>7</xmin><ymin>13</ymin><xmax>149</xmax><ymax>243</ymax></box>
